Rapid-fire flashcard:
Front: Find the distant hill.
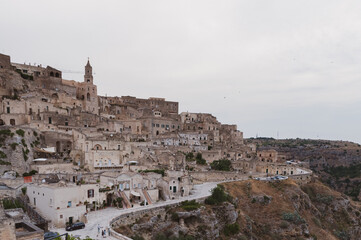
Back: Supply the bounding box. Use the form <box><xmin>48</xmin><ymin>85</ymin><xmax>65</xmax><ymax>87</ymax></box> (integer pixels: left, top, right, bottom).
<box><xmin>246</xmin><ymin>138</ymin><xmax>361</xmax><ymax>201</ymax></box>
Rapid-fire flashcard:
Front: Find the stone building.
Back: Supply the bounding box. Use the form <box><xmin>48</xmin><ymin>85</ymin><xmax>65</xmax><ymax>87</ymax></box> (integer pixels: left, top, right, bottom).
<box><xmin>27</xmin><ymin>181</ymin><xmax>106</xmax><ymax>228</ymax></box>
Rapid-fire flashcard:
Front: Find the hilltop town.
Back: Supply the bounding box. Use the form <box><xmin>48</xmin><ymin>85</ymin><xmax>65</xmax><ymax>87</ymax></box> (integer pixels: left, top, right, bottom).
<box><xmin>0</xmin><ymin>53</ymin><xmax>313</xmax><ymax>239</ymax></box>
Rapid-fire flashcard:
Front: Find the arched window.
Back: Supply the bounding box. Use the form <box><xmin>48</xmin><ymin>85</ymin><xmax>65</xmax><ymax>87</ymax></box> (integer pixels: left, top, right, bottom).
<box><xmin>55</xmin><ymin>72</ymin><xmax>60</xmax><ymax>78</ymax></box>
<box><xmin>87</xmin><ymin>93</ymin><xmax>90</xmax><ymax>101</ymax></box>
<box><xmin>50</xmin><ymin>72</ymin><xmax>54</xmax><ymax>77</ymax></box>
<box><xmin>93</xmin><ymin>144</ymin><xmax>102</xmax><ymax>150</ymax></box>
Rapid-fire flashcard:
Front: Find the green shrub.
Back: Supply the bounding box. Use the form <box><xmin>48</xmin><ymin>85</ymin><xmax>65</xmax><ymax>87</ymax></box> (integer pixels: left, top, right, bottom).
<box><xmin>16</xmin><ymin>129</ymin><xmax>25</xmax><ymax>137</ymax></box>
<box><xmin>21</xmin><ymin>139</ymin><xmax>27</xmax><ymax>147</ymax></box>
<box><xmin>210</xmin><ymin>159</ymin><xmax>232</xmax><ymax>171</ymax></box>
<box><xmin>10</xmin><ymin>142</ymin><xmax>18</xmax><ymax>150</ymax></box>
<box><xmin>205</xmin><ymin>185</ymin><xmax>232</xmax><ymax>205</ymax></box>
<box><xmin>0</xmin><ymin>151</ymin><xmax>7</xmax><ymax>159</ymax></box>
<box><xmin>0</xmin><ymin>129</ymin><xmax>12</xmax><ymax>136</ymax></box>
<box><xmin>171</xmin><ymin>212</ymin><xmax>179</xmax><ymax>221</ymax></box>
<box><xmin>282</xmin><ymin>212</ymin><xmax>305</xmax><ymax>224</ymax></box>
<box><xmin>22</xmin><ymin>170</ymin><xmax>37</xmax><ymax>177</ymax></box>
<box><xmin>21</xmin><ymin>187</ymin><xmax>27</xmax><ymax>195</ymax></box>
<box><xmin>180</xmin><ymin>200</ymin><xmax>201</xmax><ymax>211</ymax></box>
<box><xmin>22</xmin><ymin>148</ymin><xmax>28</xmax><ymax>161</ymax></box>
<box><xmin>2</xmin><ymin>199</ymin><xmax>24</xmax><ymax>210</ymax></box>
<box><xmin>196</xmin><ymin>158</ymin><xmax>206</xmax><ymax>165</ymax></box>
<box><xmin>0</xmin><ymin>159</ymin><xmax>11</xmax><ymax>165</ymax></box>
<box><xmin>186</xmin><ymin>152</ymin><xmax>194</xmax><ymax>161</ymax></box>
<box><xmin>223</xmin><ymin>223</ymin><xmax>240</xmax><ymax>236</ymax></box>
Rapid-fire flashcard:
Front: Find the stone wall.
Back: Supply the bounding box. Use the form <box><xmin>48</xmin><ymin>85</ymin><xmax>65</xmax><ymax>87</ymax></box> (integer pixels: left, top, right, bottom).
<box><xmin>0</xmin><ymin>214</ymin><xmax>16</xmax><ymax>240</ymax></box>
<box><xmin>190</xmin><ymin>171</ymin><xmax>255</xmax><ymax>184</ymax></box>
<box><xmin>110</xmin><ymin>197</ymin><xmax>207</xmax><ymax>240</ymax></box>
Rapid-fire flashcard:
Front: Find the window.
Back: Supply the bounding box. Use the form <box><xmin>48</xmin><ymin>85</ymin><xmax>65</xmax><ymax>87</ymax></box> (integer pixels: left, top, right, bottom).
<box><xmin>68</xmin><ymin>201</ymin><xmax>72</xmax><ymax>207</ymax></box>
<box><xmin>88</xmin><ymin>189</ymin><xmax>94</xmax><ymax>198</ymax></box>
<box><xmin>118</xmin><ymin>145</ymin><xmax>120</xmax><ymax>150</ymax></box>
<box><xmin>60</xmin><ymin>215</ymin><xmax>63</xmax><ymax>219</ymax></box>
<box><xmin>6</xmin><ymin>107</ymin><xmax>10</xmax><ymax>113</ymax></box>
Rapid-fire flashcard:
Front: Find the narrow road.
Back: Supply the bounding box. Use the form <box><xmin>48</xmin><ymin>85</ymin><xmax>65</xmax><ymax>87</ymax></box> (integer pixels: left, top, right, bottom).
<box><xmin>51</xmin><ymin>182</ymin><xmax>218</xmax><ymax>240</ymax></box>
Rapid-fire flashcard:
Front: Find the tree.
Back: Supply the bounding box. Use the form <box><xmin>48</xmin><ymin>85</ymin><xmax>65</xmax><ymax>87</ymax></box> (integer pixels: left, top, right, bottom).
<box><xmin>210</xmin><ymin>159</ymin><xmax>232</xmax><ymax>171</ymax></box>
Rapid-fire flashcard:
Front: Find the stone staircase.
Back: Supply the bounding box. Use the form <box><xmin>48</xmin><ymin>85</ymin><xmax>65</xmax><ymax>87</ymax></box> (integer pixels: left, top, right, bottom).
<box><xmin>142</xmin><ymin>189</ymin><xmax>152</xmax><ymax>205</ymax></box>
<box><xmin>118</xmin><ymin>191</ymin><xmax>131</xmax><ymax>209</ymax></box>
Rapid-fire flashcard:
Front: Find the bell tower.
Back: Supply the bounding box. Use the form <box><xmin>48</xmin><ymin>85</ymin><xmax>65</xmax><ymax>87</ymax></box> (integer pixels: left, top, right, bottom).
<box><xmin>84</xmin><ymin>58</ymin><xmax>93</xmax><ymax>84</ymax></box>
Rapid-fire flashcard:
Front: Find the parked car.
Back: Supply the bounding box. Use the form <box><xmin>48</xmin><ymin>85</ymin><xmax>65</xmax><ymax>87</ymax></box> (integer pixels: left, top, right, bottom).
<box><xmin>66</xmin><ymin>222</ymin><xmax>85</xmax><ymax>231</ymax></box>
<box><xmin>44</xmin><ymin>231</ymin><xmax>59</xmax><ymax>240</ymax></box>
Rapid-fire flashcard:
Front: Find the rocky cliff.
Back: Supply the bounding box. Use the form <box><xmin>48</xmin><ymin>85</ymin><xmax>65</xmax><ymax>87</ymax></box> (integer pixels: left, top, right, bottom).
<box><xmin>0</xmin><ymin>127</ymin><xmax>41</xmax><ymax>175</ymax></box>
<box><xmin>119</xmin><ymin>179</ymin><xmax>361</xmax><ymax>240</ymax></box>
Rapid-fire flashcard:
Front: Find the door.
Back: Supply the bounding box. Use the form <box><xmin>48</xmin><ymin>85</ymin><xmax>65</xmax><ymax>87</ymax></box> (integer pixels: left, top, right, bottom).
<box><xmin>69</xmin><ymin>217</ymin><xmax>73</xmax><ymax>225</ymax></box>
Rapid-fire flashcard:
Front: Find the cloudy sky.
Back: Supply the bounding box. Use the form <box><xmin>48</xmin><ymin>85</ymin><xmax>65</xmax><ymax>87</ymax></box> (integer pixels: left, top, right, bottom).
<box><xmin>1</xmin><ymin>0</ymin><xmax>361</xmax><ymax>143</ymax></box>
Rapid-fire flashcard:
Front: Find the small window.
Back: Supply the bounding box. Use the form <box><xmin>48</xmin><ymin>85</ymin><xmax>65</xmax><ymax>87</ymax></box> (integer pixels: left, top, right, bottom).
<box><xmin>88</xmin><ymin>189</ymin><xmax>94</xmax><ymax>198</ymax></box>
<box><xmin>68</xmin><ymin>201</ymin><xmax>72</xmax><ymax>207</ymax></box>
<box><xmin>60</xmin><ymin>215</ymin><xmax>63</xmax><ymax>219</ymax></box>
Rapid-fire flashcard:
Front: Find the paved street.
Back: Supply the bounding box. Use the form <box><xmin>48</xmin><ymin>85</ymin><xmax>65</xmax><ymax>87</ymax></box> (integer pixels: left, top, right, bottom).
<box><xmin>51</xmin><ymin>182</ymin><xmax>218</xmax><ymax>239</ymax></box>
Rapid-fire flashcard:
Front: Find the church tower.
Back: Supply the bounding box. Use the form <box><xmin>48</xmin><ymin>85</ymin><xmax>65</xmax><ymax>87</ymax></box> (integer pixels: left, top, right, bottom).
<box><xmin>84</xmin><ymin>59</ymin><xmax>93</xmax><ymax>84</ymax></box>
<box><xmin>75</xmin><ymin>58</ymin><xmax>98</xmax><ymax>115</ymax></box>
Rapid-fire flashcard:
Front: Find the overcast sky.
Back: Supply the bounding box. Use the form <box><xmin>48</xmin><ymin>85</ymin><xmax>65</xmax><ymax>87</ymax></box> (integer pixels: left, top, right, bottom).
<box><xmin>1</xmin><ymin>0</ymin><xmax>361</xmax><ymax>143</ymax></box>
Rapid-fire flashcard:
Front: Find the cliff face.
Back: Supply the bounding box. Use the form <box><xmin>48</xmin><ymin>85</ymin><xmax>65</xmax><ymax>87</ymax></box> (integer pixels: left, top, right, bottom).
<box><xmin>0</xmin><ymin>127</ymin><xmax>41</xmax><ymax>175</ymax></box>
<box><xmin>123</xmin><ymin>179</ymin><xmax>361</xmax><ymax>240</ymax></box>
<box><xmin>224</xmin><ymin>180</ymin><xmax>361</xmax><ymax>240</ymax></box>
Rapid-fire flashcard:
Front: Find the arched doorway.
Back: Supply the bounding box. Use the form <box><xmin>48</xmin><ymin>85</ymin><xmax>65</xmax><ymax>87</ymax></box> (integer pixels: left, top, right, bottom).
<box><xmin>106</xmin><ymin>193</ymin><xmax>113</xmax><ymax>207</ymax></box>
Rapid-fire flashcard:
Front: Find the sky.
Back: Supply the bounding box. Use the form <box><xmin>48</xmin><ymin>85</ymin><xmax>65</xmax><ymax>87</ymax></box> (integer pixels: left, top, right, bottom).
<box><xmin>1</xmin><ymin>0</ymin><xmax>361</xmax><ymax>143</ymax></box>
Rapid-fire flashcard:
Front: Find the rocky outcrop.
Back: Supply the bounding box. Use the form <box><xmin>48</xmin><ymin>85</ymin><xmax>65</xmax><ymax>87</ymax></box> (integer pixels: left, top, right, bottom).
<box><xmin>0</xmin><ymin>127</ymin><xmax>41</xmax><ymax>175</ymax></box>
<box><xmin>118</xmin><ymin>179</ymin><xmax>361</xmax><ymax>240</ymax></box>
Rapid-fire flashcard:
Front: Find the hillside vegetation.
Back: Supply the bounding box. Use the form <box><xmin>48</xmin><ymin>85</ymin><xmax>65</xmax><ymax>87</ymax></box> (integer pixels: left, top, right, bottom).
<box><xmin>117</xmin><ymin>179</ymin><xmax>361</xmax><ymax>240</ymax></box>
